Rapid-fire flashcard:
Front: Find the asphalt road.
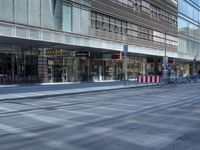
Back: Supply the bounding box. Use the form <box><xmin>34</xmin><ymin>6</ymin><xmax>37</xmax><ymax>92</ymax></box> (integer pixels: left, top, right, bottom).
<box><xmin>0</xmin><ymin>83</ymin><xmax>200</xmax><ymax>150</ymax></box>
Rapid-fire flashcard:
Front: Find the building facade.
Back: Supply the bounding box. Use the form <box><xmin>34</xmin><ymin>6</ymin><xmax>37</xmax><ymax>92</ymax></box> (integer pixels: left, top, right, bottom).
<box><xmin>178</xmin><ymin>0</ymin><xmax>200</xmax><ymax>75</ymax></box>
<box><xmin>0</xmin><ymin>0</ymin><xmax>178</xmax><ymax>84</ymax></box>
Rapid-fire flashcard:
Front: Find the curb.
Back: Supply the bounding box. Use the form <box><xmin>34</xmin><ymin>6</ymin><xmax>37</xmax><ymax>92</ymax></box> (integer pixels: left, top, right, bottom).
<box><xmin>0</xmin><ymin>83</ymin><xmax>159</xmax><ymax>101</ymax></box>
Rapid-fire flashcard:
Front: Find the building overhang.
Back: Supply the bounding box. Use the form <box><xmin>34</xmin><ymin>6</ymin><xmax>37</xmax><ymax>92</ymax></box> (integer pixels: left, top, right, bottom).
<box><xmin>0</xmin><ymin>21</ymin><xmax>178</xmax><ymax>58</ymax></box>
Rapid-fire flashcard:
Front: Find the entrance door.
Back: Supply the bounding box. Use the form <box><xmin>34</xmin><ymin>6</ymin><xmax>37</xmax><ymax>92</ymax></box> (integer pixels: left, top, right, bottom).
<box><xmin>0</xmin><ymin>60</ymin><xmax>3</xmax><ymax>74</ymax></box>
<box><xmin>0</xmin><ymin>60</ymin><xmax>5</xmax><ymax>84</ymax></box>
<box><xmin>48</xmin><ymin>66</ymin><xmax>53</xmax><ymax>83</ymax></box>
<box><xmin>62</xmin><ymin>66</ymin><xmax>68</xmax><ymax>82</ymax></box>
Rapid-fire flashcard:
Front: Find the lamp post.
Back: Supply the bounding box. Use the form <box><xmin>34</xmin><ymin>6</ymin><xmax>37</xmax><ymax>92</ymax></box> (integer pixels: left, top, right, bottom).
<box><xmin>163</xmin><ymin>30</ymin><xmax>168</xmax><ymax>79</ymax></box>
<box><xmin>123</xmin><ymin>44</ymin><xmax>128</xmax><ymax>81</ymax></box>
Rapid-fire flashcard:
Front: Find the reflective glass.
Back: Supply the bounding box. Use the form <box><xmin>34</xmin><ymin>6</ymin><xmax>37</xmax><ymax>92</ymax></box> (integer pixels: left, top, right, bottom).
<box><xmin>14</xmin><ymin>0</ymin><xmax>28</xmax><ymax>24</ymax></box>
<box><xmin>0</xmin><ymin>0</ymin><xmax>14</xmax><ymax>22</ymax></box>
<box><xmin>62</xmin><ymin>4</ymin><xmax>72</xmax><ymax>32</ymax></box>
<box><xmin>41</xmin><ymin>0</ymin><xmax>54</xmax><ymax>29</ymax></box>
<box><xmin>28</xmin><ymin>0</ymin><xmax>41</xmax><ymax>27</ymax></box>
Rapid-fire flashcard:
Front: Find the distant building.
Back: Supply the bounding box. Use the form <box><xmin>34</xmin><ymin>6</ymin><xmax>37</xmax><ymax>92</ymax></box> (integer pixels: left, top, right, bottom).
<box><xmin>178</xmin><ymin>0</ymin><xmax>200</xmax><ymax>75</ymax></box>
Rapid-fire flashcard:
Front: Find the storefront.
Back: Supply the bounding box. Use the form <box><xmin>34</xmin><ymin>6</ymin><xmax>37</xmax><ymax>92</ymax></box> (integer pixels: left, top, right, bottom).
<box><xmin>175</xmin><ymin>60</ymin><xmax>190</xmax><ymax>76</ymax></box>
<box><xmin>0</xmin><ymin>44</ymin><xmax>152</xmax><ymax>85</ymax></box>
<box><xmin>127</xmin><ymin>56</ymin><xmax>146</xmax><ymax>78</ymax></box>
<box><xmin>0</xmin><ymin>47</ymin><xmax>39</xmax><ymax>84</ymax></box>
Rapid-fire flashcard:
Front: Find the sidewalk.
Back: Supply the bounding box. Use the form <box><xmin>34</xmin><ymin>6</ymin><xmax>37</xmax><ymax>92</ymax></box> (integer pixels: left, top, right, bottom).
<box><xmin>0</xmin><ymin>81</ymin><xmax>157</xmax><ymax>100</ymax></box>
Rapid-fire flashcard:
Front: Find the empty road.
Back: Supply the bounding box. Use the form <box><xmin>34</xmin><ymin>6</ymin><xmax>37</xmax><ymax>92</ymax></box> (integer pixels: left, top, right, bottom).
<box><xmin>0</xmin><ymin>83</ymin><xmax>200</xmax><ymax>150</ymax></box>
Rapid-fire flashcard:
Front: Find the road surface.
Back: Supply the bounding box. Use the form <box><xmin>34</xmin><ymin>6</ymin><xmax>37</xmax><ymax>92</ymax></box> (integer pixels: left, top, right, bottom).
<box><xmin>0</xmin><ymin>83</ymin><xmax>200</xmax><ymax>150</ymax></box>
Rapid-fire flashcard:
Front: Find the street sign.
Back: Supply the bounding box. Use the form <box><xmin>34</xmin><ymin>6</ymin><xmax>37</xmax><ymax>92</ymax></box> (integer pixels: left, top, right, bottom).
<box><xmin>123</xmin><ymin>45</ymin><xmax>128</xmax><ymax>53</ymax></box>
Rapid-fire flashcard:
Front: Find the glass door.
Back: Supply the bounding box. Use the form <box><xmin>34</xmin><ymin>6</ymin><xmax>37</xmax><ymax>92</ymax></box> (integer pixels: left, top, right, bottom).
<box><xmin>62</xmin><ymin>66</ymin><xmax>68</xmax><ymax>82</ymax></box>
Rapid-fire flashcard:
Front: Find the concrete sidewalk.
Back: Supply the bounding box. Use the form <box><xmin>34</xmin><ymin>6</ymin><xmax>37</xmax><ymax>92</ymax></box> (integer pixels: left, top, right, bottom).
<box><xmin>0</xmin><ymin>81</ymin><xmax>157</xmax><ymax>100</ymax></box>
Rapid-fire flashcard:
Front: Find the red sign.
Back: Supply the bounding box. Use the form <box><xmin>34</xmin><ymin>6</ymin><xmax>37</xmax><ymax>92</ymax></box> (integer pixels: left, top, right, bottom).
<box><xmin>112</xmin><ymin>53</ymin><xmax>122</xmax><ymax>60</ymax></box>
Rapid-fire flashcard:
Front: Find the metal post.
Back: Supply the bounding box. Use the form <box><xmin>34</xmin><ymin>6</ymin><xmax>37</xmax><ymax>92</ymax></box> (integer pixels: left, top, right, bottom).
<box><xmin>123</xmin><ymin>45</ymin><xmax>128</xmax><ymax>81</ymax></box>
<box><xmin>87</xmin><ymin>51</ymin><xmax>90</xmax><ymax>82</ymax></box>
<box><xmin>163</xmin><ymin>30</ymin><xmax>168</xmax><ymax>79</ymax></box>
<box><xmin>124</xmin><ymin>51</ymin><xmax>127</xmax><ymax>80</ymax></box>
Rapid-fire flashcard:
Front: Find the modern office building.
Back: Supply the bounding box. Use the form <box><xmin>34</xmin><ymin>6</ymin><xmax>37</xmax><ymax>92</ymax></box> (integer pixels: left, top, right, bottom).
<box><xmin>0</xmin><ymin>0</ymin><xmax>178</xmax><ymax>84</ymax></box>
<box><xmin>178</xmin><ymin>0</ymin><xmax>200</xmax><ymax>75</ymax></box>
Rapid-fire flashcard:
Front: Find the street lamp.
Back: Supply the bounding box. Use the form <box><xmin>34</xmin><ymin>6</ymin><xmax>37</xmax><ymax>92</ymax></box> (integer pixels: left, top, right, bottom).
<box><xmin>162</xmin><ymin>30</ymin><xmax>168</xmax><ymax>79</ymax></box>
<box><xmin>122</xmin><ymin>33</ymin><xmax>128</xmax><ymax>81</ymax></box>
<box><xmin>123</xmin><ymin>44</ymin><xmax>128</xmax><ymax>80</ymax></box>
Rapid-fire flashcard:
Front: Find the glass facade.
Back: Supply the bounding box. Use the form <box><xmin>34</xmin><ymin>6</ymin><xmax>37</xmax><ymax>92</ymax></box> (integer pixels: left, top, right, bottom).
<box><xmin>0</xmin><ymin>44</ymin><xmax>147</xmax><ymax>84</ymax></box>
<box><xmin>62</xmin><ymin>4</ymin><xmax>72</xmax><ymax>32</ymax></box>
<box><xmin>178</xmin><ymin>0</ymin><xmax>200</xmax><ymax>75</ymax></box>
<box><xmin>0</xmin><ymin>0</ymin><xmax>90</xmax><ymax>35</ymax></box>
<box><xmin>178</xmin><ymin>0</ymin><xmax>200</xmax><ymax>56</ymax></box>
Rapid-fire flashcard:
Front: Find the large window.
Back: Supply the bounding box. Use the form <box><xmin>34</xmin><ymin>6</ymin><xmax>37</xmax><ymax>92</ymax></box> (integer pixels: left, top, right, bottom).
<box><xmin>178</xmin><ymin>17</ymin><xmax>200</xmax><ymax>40</ymax></box>
<box><xmin>62</xmin><ymin>4</ymin><xmax>72</xmax><ymax>32</ymax></box>
<box><xmin>0</xmin><ymin>0</ymin><xmax>90</xmax><ymax>35</ymax></box>
<box><xmin>14</xmin><ymin>0</ymin><xmax>28</xmax><ymax>24</ymax></box>
<box><xmin>179</xmin><ymin>0</ymin><xmax>200</xmax><ymax>23</ymax></box>
<box><xmin>91</xmin><ymin>11</ymin><xmax>177</xmax><ymax>46</ymax></box>
<box><xmin>178</xmin><ymin>38</ymin><xmax>200</xmax><ymax>55</ymax></box>
<box><xmin>0</xmin><ymin>0</ymin><xmax>14</xmax><ymax>22</ymax></box>
<box><xmin>41</xmin><ymin>0</ymin><xmax>54</xmax><ymax>29</ymax></box>
<box><xmin>28</xmin><ymin>0</ymin><xmax>41</xmax><ymax>27</ymax></box>
<box><xmin>72</xmin><ymin>6</ymin><xmax>90</xmax><ymax>35</ymax></box>
<box><xmin>112</xmin><ymin>0</ymin><xmax>177</xmax><ymax>28</ymax></box>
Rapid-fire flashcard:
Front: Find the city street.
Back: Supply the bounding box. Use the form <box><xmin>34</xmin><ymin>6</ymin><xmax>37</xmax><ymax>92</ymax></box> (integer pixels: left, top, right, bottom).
<box><xmin>0</xmin><ymin>83</ymin><xmax>200</xmax><ymax>150</ymax></box>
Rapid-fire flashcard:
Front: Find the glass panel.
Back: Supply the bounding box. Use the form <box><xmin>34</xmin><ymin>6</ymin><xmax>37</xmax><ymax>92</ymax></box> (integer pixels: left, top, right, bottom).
<box><xmin>28</xmin><ymin>0</ymin><xmax>41</xmax><ymax>27</ymax></box>
<box><xmin>14</xmin><ymin>0</ymin><xmax>28</xmax><ymax>24</ymax></box>
<box><xmin>72</xmin><ymin>6</ymin><xmax>90</xmax><ymax>35</ymax></box>
<box><xmin>81</xmin><ymin>9</ymin><xmax>90</xmax><ymax>35</ymax></box>
<box><xmin>72</xmin><ymin>7</ymin><xmax>81</xmax><ymax>34</ymax></box>
<box><xmin>62</xmin><ymin>4</ymin><xmax>72</xmax><ymax>32</ymax></box>
<box><xmin>53</xmin><ymin>0</ymin><xmax>62</xmax><ymax>30</ymax></box>
<box><xmin>0</xmin><ymin>0</ymin><xmax>14</xmax><ymax>22</ymax></box>
<box><xmin>41</xmin><ymin>0</ymin><xmax>54</xmax><ymax>29</ymax></box>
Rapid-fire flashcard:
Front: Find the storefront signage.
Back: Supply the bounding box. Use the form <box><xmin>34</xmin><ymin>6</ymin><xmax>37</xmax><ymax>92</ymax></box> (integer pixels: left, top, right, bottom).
<box><xmin>112</xmin><ymin>52</ymin><xmax>122</xmax><ymax>60</ymax></box>
<box><xmin>75</xmin><ymin>52</ymin><xmax>89</xmax><ymax>57</ymax></box>
<box><xmin>102</xmin><ymin>53</ymin><xmax>112</xmax><ymax>59</ymax></box>
<box><xmin>102</xmin><ymin>53</ymin><xmax>122</xmax><ymax>60</ymax></box>
<box><xmin>46</xmin><ymin>49</ymin><xmax>62</xmax><ymax>55</ymax></box>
